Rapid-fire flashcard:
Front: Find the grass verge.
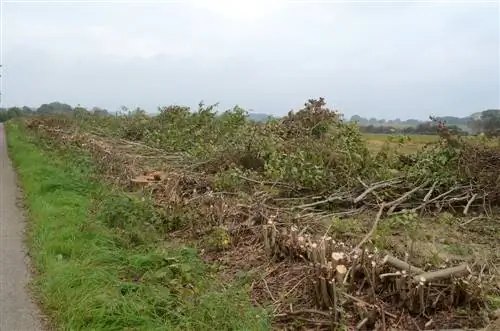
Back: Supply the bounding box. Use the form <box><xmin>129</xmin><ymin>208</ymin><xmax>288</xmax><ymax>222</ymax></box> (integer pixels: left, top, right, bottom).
<box><xmin>6</xmin><ymin>121</ymin><xmax>269</xmax><ymax>331</ymax></box>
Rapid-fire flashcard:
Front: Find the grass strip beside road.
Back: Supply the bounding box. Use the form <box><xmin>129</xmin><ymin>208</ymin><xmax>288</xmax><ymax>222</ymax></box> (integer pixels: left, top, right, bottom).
<box><xmin>5</xmin><ymin>121</ymin><xmax>269</xmax><ymax>331</ymax></box>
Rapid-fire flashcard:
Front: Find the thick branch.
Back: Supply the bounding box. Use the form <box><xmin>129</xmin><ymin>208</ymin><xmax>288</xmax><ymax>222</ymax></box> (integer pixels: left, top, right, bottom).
<box><xmin>414</xmin><ymin>264</ymin><xmax>471</xmax><ymax>283</ymax></box>
<box><xmin>386</xmin><ymin>180</ymin><xmax>430</xmax><ymax>214</ymax></box>
<box><xmin>382</xmin><ymin>254</ymin><xmax>424</xmax><ymax>275</ymax></box>
<box><xmin>463</xmin><ymin>193</ymin><xmax>478</xmax><ymax>215</ymax></box>
<box><xmin>424</xmin><ymin>181</ymin><xmax>438</xmax><ymax>201</ymax></box>
<box><xmin>354</xmin><ymin>179</ymin><xmax>401</xmax><ymax>203</ymax></box>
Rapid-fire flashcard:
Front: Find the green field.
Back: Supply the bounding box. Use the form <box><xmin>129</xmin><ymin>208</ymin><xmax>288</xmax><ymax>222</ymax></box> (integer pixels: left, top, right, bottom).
<box><xmin>363</xmin><ymin>133</ymin><xmax>439</xmax><ymax>142</ymax></box>
<box><xmin>363</xmin><ymin>133</ymin><xmax>439</xmax><ymax>154</ymax></box>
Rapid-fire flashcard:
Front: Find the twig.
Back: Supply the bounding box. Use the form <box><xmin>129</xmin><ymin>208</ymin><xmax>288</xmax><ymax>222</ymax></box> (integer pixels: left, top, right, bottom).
<box><xmin>379</xmin><ymin>271</ymin><xmax>402</xmax><ymax>279</ymax></box>
<box><xmin>333</xmin><ymin>207</ymin><xmax>366</xmax><ymax>218</ymax></box>
<box><xmin>354</xmin><ymin>179</ymin><xmax>402</xmax><ymax>203</ymax></box>
<box><xmin>424</xmin><ymin>181</ymin><xmax>438</xmax><ymax>201</ymax></box>
<box><xmin>261</xmin><ymin>276</ymin><xmax>277</xmax><ymax>302</ymax></box>
<box><xmin>408</xmin><ymin>186</ymin><xmax>461</xmax><ymax>213</ymax></box>
<box><xmin>294</xmin><ymin>195</ymin><xmax>346</xmax><ymax>209</ymax></box>
<box><xmin>355</xmin><ymin>317</ymin><xmax>369</xmax><ymax>330</ymax></box>
<box><xmin>118</xmin><ymin>137</ymin><xmax>170</xmax><ymax>153</ymax></box>
<box><xmin>273</xmin><ymin>309</ymin><xmax>332</xmax><ymax>318</ymax></box>
<box><xmin>342</xmin><ymin>293</ymin><xmax>398</xmax><ymax>319</ymax></box>
<box><xmin>350</xmin><ymin>203</ymin><xmax>385</xmax><ymax>254</ymax></box>
<box><xmin>459</xmin><ymin>215</ymin><xmax>485</xmax><ymax>227</ymax></box>
<box><xmin>463</xmin><ymin>193</ymin><xmax>478</xmax><ymax>215</ymax></box>
<box><xmin>411</xmin><ymin>317</ymin><xmax>422</xmax><ymax>331</ymax></box>
<box><xmin>386</xmin><ymin>180</ymin><xmax>430</xmax><ymax>214</ymax></box>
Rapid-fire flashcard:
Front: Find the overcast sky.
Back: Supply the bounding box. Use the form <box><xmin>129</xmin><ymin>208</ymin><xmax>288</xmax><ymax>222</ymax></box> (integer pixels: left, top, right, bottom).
<box><xmin>1</xmin><ymin>1</ymin><xmax>499</xmax><ymax>119</ymax></box>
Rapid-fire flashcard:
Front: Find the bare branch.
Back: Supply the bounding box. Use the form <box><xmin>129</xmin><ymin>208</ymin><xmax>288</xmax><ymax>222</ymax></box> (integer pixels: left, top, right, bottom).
<box><xmin>414</xmin><ymin>264</ymin><xmax>471</xmax><ymax>283</ymax></box>
<box><xmin>382</xmin><ymin>254</ymin><xmax>424</xmax><ymax>275</ymax></box>
<box><xmin>463</xmin><ymin>193</ymin><xmax>478</xmax><ymax>215</ymax></box>
<box><xmin>354</xmin><ymin>179</ymin><xmax>402</xmax><ymax>203</ymax></box>
<box><xmin>350</xmin><ymin>203</ymin><xmax>385</xmax><ymax>254</ymax></box>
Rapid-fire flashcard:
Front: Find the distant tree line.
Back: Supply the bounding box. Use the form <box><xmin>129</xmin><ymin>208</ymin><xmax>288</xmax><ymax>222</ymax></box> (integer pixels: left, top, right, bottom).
<box><xmin>348</xmin><ymin>114</ymin><xmax>470</xmax><ymax>128</ymax></box>
<box><xmin>2</xmin><ymin>102</ymin><xmax>499</xmax><ymax>137</ymax></box>
<box><xmin>351</xmin><ymin>109</ymin><xmax>500</xmax><ymax>137</ymax></box>
<box><xmin>0</xmin><ymin>102</ymin><xmax>110</xmax><ymax>122</ymax></box>
<box><xmin>0</xmin><ymin>106</ymin><xmax>35</xmax><ymax>122</ymax></box>
<box><xmin>358</xmin><ymin>122</ymin><xmax>469</xmax><ymax>136</ymax></box>
<box><xmin>466</xmin><ymin>109</ymin><xmax>500</xmax><ymax>137</ymax></box>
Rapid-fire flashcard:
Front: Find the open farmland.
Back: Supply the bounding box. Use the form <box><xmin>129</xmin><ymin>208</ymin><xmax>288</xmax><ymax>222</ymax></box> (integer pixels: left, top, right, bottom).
<box><xmin>7</xmin><ymin>98</ymin><xmax>500</xmax><ymax>331</ymax></box>
<box><xmin>363</xmin><ymin>134</ymin><xmax>439</xmax><ymax>154</ymax></box>
<box><xmin>363</xmin><ymin>134</ymin><xmax>440</xmax><ymax>143</ymax></box>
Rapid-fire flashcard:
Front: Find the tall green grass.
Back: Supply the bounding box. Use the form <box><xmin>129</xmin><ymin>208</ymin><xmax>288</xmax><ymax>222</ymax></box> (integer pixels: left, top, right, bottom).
<box><xmin>6</xmin><ymin>121</ymin><xmax>269</xmax><ymax>331</ymax></box>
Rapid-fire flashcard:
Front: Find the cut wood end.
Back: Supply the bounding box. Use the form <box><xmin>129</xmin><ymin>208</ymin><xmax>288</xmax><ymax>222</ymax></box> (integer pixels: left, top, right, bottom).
<box><xmin>336</xmin><ymin>264</ymin><xmax>348</xmax><ymax>274</ymax></box>
<box><xmin>332</xmin><ymin>252</ymin><xmax>346</xmax><ymax>261</ymax></box>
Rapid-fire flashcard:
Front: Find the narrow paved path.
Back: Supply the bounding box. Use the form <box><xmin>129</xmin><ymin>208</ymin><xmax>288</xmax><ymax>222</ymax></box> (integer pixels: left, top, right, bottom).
<box><xmin>0</xmin><ymin>124</ymin><xmax>43</xmax><ymax>331</ymax></box>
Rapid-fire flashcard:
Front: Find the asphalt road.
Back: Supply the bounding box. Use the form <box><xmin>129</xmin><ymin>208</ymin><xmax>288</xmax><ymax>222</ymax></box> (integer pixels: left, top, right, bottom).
<box><xmin>0</xmin><ymin>123</ymin><xmax>43</xmax><ymax>331</ymax></box>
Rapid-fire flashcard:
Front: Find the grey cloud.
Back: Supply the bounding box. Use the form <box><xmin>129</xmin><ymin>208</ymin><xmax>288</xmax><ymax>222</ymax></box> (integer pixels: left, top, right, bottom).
<box><xmin>2</xmin><ymin>2</ymin><xmax>498</xmax><ymax>119</ymax></box>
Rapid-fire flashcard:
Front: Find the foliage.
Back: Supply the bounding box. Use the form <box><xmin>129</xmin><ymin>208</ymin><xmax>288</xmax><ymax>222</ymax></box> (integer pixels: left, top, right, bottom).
<box><xmin>23</xmin><ymin>98</ymin><xmax>500</xmax><ymax>210</ymax></box>
<box><xmin>98</xmin><ymin>192</ymin><xmax>166</xmax><ymax>246</ymax></box>
<box><xmin>480</xmin><ymin>109</ymin><xmax>500</xmax><ymax>137</ymax></box>
<box><xmin>0</xmin><ymin>106</ymin><xmax>34</xmax><ymax>122</ymax></box>
<box><xmin>36</xmin><ymin>101</ymin><xmax>73</xmax><ymax>114</ymax></box>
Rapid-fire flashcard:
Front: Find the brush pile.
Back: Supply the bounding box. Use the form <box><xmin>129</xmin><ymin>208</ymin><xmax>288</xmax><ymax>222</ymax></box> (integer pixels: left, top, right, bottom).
<box><xmin>264</xmin><ymin>220</ymin><xmax>493</xmax><ymax>330</ymax></box>
<box><xmin>21</xmin><ymin>98</ymin><xmax>500</xmax><ymax>330</ymax></box>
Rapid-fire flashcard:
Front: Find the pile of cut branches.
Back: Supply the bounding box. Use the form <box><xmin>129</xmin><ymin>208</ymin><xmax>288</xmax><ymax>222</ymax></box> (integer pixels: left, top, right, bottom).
<box><xmin>20</xmin><ymin>100</ymin><xmax>500</xmax><ymax>330</ymax></box>
<box><xmin>263</xmin><ymin>215</ymin><xmax>495</xmax><ymax>329</ymax></box>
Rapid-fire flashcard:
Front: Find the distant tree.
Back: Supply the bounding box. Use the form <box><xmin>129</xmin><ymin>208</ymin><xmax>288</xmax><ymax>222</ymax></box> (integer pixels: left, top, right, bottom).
<box><xmin>436</xmin><ymin>116</ymin><xmax>469</xmax><ymax>126</ymax></box>
<box><xmin>0</xmin><ymin>106</ymin><xmax>33</xmax><ymax>122</ymax></box>
<box><xmin>22</xmin><ymin>106</ymin><xmax>34</xmax><ymax>114</ymax></box>
<box><xmin>36</xmin><ymin>102</ymin><xmax>73</xmax><ymax>114</ymax></box>
<box><xmin>405</xmin><ymin>119</ymin><xmax>420</xmax><ymax>125</ymax></box>
<box><xmin>91</xmin><ymin>107</ymin><xmax>109</xmax><ymax>116</ymax></box>
<box><xmin>480</xmin><ymin>109</ymin><xmax>500</xmax><ymax>137</ymax></box>
<box><xmin>467</xmin><ymin>118</ymin><xmax>483</xmax><ymax>135</ymax></box>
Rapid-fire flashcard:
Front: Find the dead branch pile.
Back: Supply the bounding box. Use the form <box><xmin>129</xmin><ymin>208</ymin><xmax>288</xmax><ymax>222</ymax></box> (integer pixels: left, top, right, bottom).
<box><xmin>285</xmin><ymin>177</ymin><xmax>492</xmax><ymax>218</ymax></box>
<box><xmin>459</xmin><ymin>142</ymin><xmax>500</xmax><ymax>203</ymax></box>
<box><xmin>263</xmin><ymin>218</ymin><xmax>493</xmax><ymax>329</ymax></box>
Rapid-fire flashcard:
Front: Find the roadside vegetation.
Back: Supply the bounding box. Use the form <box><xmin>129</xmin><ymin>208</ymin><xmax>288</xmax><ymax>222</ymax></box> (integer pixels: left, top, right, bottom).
<box><xmin>6</xmin><ymin>98</ymin><xmax>500</xmax><ymax>330</ymax></box>
<box><xmin>6</xmin><ymin>121</ymin><xmax>269</xmax><ymax>331</ymax></box>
